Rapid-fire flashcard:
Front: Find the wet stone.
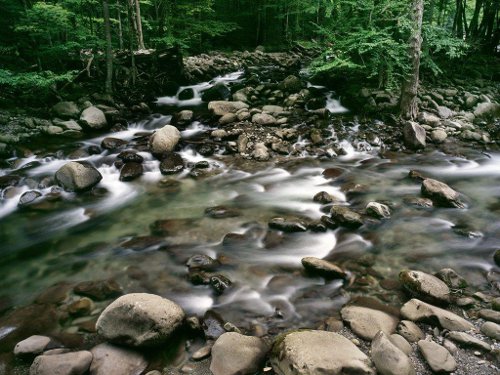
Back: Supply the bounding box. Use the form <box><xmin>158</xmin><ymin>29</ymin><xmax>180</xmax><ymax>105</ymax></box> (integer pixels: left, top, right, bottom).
<box><xmin>159</xmin><ymin>153</ymin><xmax>184</xmax><ymax>175</ymax></box>
<box><xmin>101</xmin><ymin>137</ymin><xmax>127</xmax><ymax>150</ymax></box>
<box><xmin>366</xmin><ymin>202</ymin><xmax>391</xmax><ymax>219</ymax></box>
<box><xmin>30</xmin><ymin>351</ymin><xmax>92</xmax><ymax>375</ymax></box>
<box><xmin>18</xmin><ymin>190</ymin><xmax>42</xmax><ymax>207</ymax></box>
<box><xmin>150</xmin><ymin>218</ymin><xmax>193</xmax><ymax>236</ymax></box>
<box><xmin>421</xmin><ymin>178</ymin><xmax>464</xmax><ymax>208</ymax></box>
<box><xmin>120</xmin><ymin>162</ymin><xmax>143</xmax><ymax>181</ymax></box>
<box><xmin>186</xmin><ymin>254</ymin><xmax>218</xmax><ymax>271</ymax></box>
<box><xmin>210</xmin><ymin>275</ymin><xmax>232</xmax><ymax>295</ymax></box>
<box><xmin>203</xmin><ymin>310</ymin><xmax>226</xmax><ymax>341</ymax></box>
<box><xmin>330</xmin><ymin>206</ymin><xmax>363</xmax><ymax>228</ymax></box>
<box><xmin>320</xmin><ymin>215</ymin><xmax>339</xmax><ymax>229</ymax></box>
<box><xmin>197</xmin><ymin>143</ymin><xmax>215</xmax><ymax>157</ymax></box>
<box><xmin>120</xmin><ymin>236</ymin><xmax>166</xmax><ymax>251</ymax></box>
<box><xmin>434</xmin><ymin>268</ymin><xmax>468</xmax><ymax>289</ymax></box>
<box><xmin>268</xmin><ymin>217</ymin><xmax>307</xmax><ymax>232</ymax></box>
<box><xmin>192</xmin><ymin>345</ymin><xmax>211</xmax><ymax>360</ymax></box>
<box><xmin>403</xmin><ymin>196</ymin><xmax>433</xmax><ymax>208</ymax></box>
<box><xmin>313</xmin><ymin>191</ymin><xmax>334</xmax><ymax>204</ymax></box>
<box><xmin>399</xmin><ymin>270</ymin><xmax>451</xmax><ymax>305</ymax></box>
<box><xmin>117</xmin><ymin>150</ymin><xmax>144</xmax><ymax>163</ymax></box>
<box><xmin>322</xmin><ymin>168</ymin><xmax>343</xmax><ymax>179</ymax></box>
<box><xmin>205</xmin><ymin>206</ymin><xmax>240</xmax><ymax>219</ymax></box>
<box><xmin>195</xmin><ymin>160</ymin><xmax>210</xmax><ymax>169</ymax></box>
<box><xmin>67</xmin><ymin>298</ymin><xmax>93</xmax><ymax>316</ymax></box>
<box><xmin>301</xmin><ymin>257</ymin><xmax>347</xmax><ymax>279</ymax></box>
<box><xmin>340</xmin><ymin>305</ymin><xmax>399</xmax><ymax>341</ymax></box>
<box><xmin>73</xmin><ymin>279</ymin><xmax>122</xmax><ymax>301</ymax></box>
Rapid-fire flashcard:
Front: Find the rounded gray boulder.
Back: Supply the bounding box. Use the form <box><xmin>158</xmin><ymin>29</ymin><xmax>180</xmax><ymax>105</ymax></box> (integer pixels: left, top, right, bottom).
<box><xmin>55</xmin><ymin>161</ymin><xmax>102</xmax><ymax>192</ymax></box>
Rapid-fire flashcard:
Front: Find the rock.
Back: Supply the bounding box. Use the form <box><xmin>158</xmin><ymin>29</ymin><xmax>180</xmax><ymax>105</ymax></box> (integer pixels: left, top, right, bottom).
<box><xmin>431</xmin><ymin>129</ymin><xmax>447</xmax><ymax>143</ymax></box>
<box><xmin>203</xmin><ymin>310</ymin><xmax>226</xmax><ymax>340</ymax></box>
<box><xmin>67</xmin><ymin>298</ymin><xmax>93</xmax><ymax>316</ymax></box>
<box><xmin>159</xmin><ymin>153</ymin><xmax>184</xmax><ymax>175</ymax></box>
<box><xmin>473</xmin><ymin>102</ymin><xmax>500</xmax><ymax>118</ymax></box>
<box><xmin>418</xmin><ymin>112</ymin><xmax>441</xmax><ymax>126</ymax></box>
<box><xmin>340</xmin><ymin>305</ymin><xmax>399</xmax><ymax>340</ymax></box>
<box><xmin>89</xmin><ymin>343</ymin><xmax>147</xmax><ymax>375</ymax></box>
<box><xmin>96</xmin><ymin>293</ymin><xmax>185</xmax><ymax>347</ymax></box>
<box><xmin>55</xmin><ymin>161</ymin><xmax>102</xmax><ymax>192</ymax></box>
<box><xmin>0</xmin><ymin>175</ymin><xmax>20</xmax><ymax>188</ymax></box>
<box><xmin>434</xmin><ymin>268</ymin><xmax>468</xmax><ymax>289</ymax></box>
<box><xmin>52</xmin><ymin>101</ymin><xmax>80</xmax><ymax>119</ymax></box>
<box><xmin>418</xmin><ymin>340</ymin><xmax>456</xmax><ymax>373</ymax></box>
<box><xmin>192</xmin><ymin>345</ymin><xmax>211</xmax><ymax>360</ymax></box>
<box><xmin>403</xmin><ymin>121</ymin><xmax>426</xmax><ymax>150</ymax></box>
<box><xmin>494</xmin><ymin>249</ymin><xmax>500</xmax><ymax>267</ymax></box>
<box><xmin>101</xmin><ymin>137</ymin><xmax>127</xmax><ymax>150</ymax></box>
<box><xmin>371</xmin><ymin>331</ymin><xmax>414</xmax><ymax>375</ymax></box>
<box><xmin>149</xmin><ymin>125</ymin><xmax>181</xmax><ymax>154</ymax></box>
<box><xmin>211</xmin><ymin>129</ymin><xmax>228</xmax><ymax>139</ymax></box>
<box><xmin>437</xmin><ymin>106</ymin><xmax>453</xmax><ymax>119</ymax></box>
<box><xmin>313</xmin><ymin>191</ymin><xmax>334</xmax><ymax>204</ymax></box>
<box><xmin>120</xmin><ymin>162</ymin><xmax>143</xmax><ymax>181</ymax></box>
<box><xmin>397</xmin><ymin>320</ymin><xmax>424</xmax><ymax>343</ymax></box>
<box><xmin>252</xmin><ymin>113</ymin><xmax>276</xmax><ymax>125</ymax></box>
<box><xmin>14</xmin><ymin>335</ymin><xmax>53</xmax><ymax>357</ymax></box>
<box><xmin>187</xmin><ymin>254</ymin><xmax>218</xmax><ymax>270</ymax></box>
<box><xmin>210</xmin><ymin>332</ymin><xmax>268</xmax><ymax>375</ymax></box>
<box><xmin>388</xmin><ymin>334</ymin><xmax>412</xmax><ymax>355</ymax></box>
<box><xmin>80</xmin><ymin>106</ymin><xmax>107</xmax><ymax>129</ymax></box>
<box><xmin>301</xmin><ymin>257</ymin><xmax>347</xmax><ymax>279</ymax></box>
<box><xmin>73</xmin><ymin>279</ymin><xmax>122</xmax><ymax>301</ymax></box>
<box><xmin>172</xmin><ymin>110</ymin><xmax>194</xmax><ymax>126</ymax></box>
<box><xmin>330</xmin><ymin>206</ymin><xmax>363</xmax><ymax>228</ymax></box>
<box><xmin>210</xmin><ymin>275</ymin><xmax>232</xmax><ymax>295</ymax></box>
<box><xmin>446</xmin><ymin>331</ymin><xmax>491</xmax><ymax>352</ymax></box>
<box><xmin>481</xmin><ymin>321</ymin><xmax>500</xmax><ymax>340</ymax></box>
<box><xmin>30</xmin><ymin>351</ymin><xmax>92</xmax><ymax>375</ymax></box>
<box><xmin>478</xmin><ymin>309</ymin><xmax>500</xmax><ymax>323</ymax></box>
<box><xmin>400</xmin><ymin>299</ymin><xmax>474</xmax><ymax>331</ymax></box>
<box><xmin>366</xmin><ymin>202</ymin><xmax>391</xmax><ymax>219</ymax></box>
<box><xmin>253</xmin><ymin>143</ymin><xmax>270</xmax><ymax>161</ymax></box>
<box><xmin>219</xmin><ymin>113</ymin><xmax>237</xmax><ymax>125</ymax></box>
<box><xmin>399</xmin><ymin>270</ymin><xmax>451</xmax><ymax>305</ymax></box>
<box><xmin>421</xmin><ymin>178</ymin><xmax>464</xmax><ymax>208</ymax></box>
<box><xmin>262</xmin><ymin>105</ymin><xmax>284</xmax><ymax>114</ymax></box>
<box><xmin>280</xmin><ymin>75</ymin><xmax>302</xmax><ymax>93</ymax></box>
<box><xmin>205</xmin><ymin>206</ymin><xmax>240</xmax><ymax>218</ymax></box>
<box><xmin>208</xmin><ymin>101</ymin><xmax>249</xmax><ymax>116</ymax></box>
<box><xmin>270</xmin><ymin>330</ymin><xmax>375</xmax><ymax>375</ymax></box>
<box><xmin>202</xmin><ymin>83</ymin><xmax>231</xmax><ymax>102</ymax></box>
<box><xmin>18</xmin><ymin>190</ymin><xmax>42</xmax><ymax>207</ymax></box>
<box><xmin>268</xmin><ymin>218</ymin><xmax>307</xmax><ymax>232</ymax></box>
<box><xmin>46</xmin><ymin>125</ymin><xmax>63</xmax><ymax>135</ymax></box>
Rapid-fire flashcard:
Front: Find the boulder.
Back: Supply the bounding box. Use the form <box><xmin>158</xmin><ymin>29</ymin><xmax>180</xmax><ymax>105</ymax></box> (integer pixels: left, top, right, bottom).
<box><xmin>403</xmin><ymin>121</ymin><xmax>426</xmax><ymax>150</ymax></box>
<box><xmin>400</xmin><ymin>299</ymin><xmax>474</xmax><ymax>331</ymax></box>
<box><xmin>80</xmin><ymin>106</ymin><xmax>107</xmax><ymax>129</ymax></box>
<box><xmin>96</xmin><ymin>293</ymin><xmax>185</xmax><ymax>347</ymax></box>
<box><xmin>172</xmin><ymin>110</ymin><xmax>194</xmax><ymax>126</ymax></box>
<box><xmin>30</xmin><ymin>351</ymin><xmax>92</xmax><ymax>375</ymax></box>
<box><xmin>149</xmin><ymin>125</ymin><xmax>181</xmax><ymax>154</ymax></box>
<box><xmin>159</xmin><ymin>153</ymin><xmax>184</xmax><ymax>175</ymax></box>
<box><xmin>421</xmin><ymin>178</ymin><xmax>464</xmax><ymax>208</ymax></box>
<box><xmin>473</xmin><ymin>102</ymin><xmax>500</xmax><ymax>118</ymax></box>
<box><xmin>120</xmin><ymin>162</ymin><xmax>143</xmax><ymax>181</ymax></box>
<box><xmin>437</xmin><ymin>106</ymin><xmax>453</xmax><ymax>119</ymax></box>
<box><xmin>340</xmin><ymin>305</ymin><xmax>399</xmax><ymax>340</ymax></box>
<box><xmin>208</xmin><ymin>101</ymin><xmax>249</xmax><ymax>116</ymax></box>
<box><xmin>270</xmin><ymin>330</ymin><xmax>375</xmax><ymax>375</ymax></box>
<box><xmin>418</xmin><ymin>340</ymin><xmax>456</xmax><ymax>373</ymax></box>
<box><xmin>14</xmin><ymin>335</ymin><xmax>54</xmax><ymax>357</ymax></box>
<box><xmin>210</xmin><ymin>332</ymin><xmax>268</xmax><ymax>375</ymax></box>
<box><xmin>481</xmin><ymin>322</ymin><xmax>500</xmax><ymax>340</ymax></box>
<box><xmin>366</xmin><ymin>202</ymin><xmax>391</xmax><ymax>219</ymax></box>
<box><xmin>280</xmin><ymin>75</ymin><xmax>302</xmax><ymax>93</ymax></box>
<box><xmin>330</xmin><ymin>206</ymin><xmax>363</xmax><ymax>228</ymax></box>
<box><xmin>478</xmin><ymin>309</ymin><xmax>500</xmax><ymax>323</ymax></box>
<box><xmin>269</xmin><ymin>218</ymin><xmax>307</xmax><ymax>233</ymax></box>
<box><xmin>252</xmin><ymin>113</ymin><xmax>276</xmax><ymax>125</ymax></box>
<box><xmin>89</xmin><ymin>343</ymin><xmax>147</xmax><ymax>375</ymax></box>
<box><xmin>301</xmin><ymin>257</ymin><xmax>347</xmax><ymax>279</ymax></box>
<box><xmin>434</xmin><ymin>268</ymin><xmax>467</xmax><ymax>289</ymax></box>
<box><xmin>253</xmin><ymin>143</ymin><xmax>270</xmax><ymax>161</ymax></box>
<box><xmin>18</xmin><ymin>190</ymin><xmax>42</xmax><ymax>207</ymax></box>
<box><xmin>101</xmin><ymin>137</ymin><xmax>127</xmax><ymax>150</ymax></box>
<box><xmin>371</xmin><ymin>331</ymin><xmax>414</xmax><ymax>375</ymax></box>
<box><xmin>399</xmin><ymin>270</ymin><xmax>450</xmax><ymax>305</ymax></box>
<box><xmin>55</xmin><ymin>161</ymin><xmax>102</xmax><ymax>192</ymax></box>
<box><xmin>201</xmin><ymin>83</ymin><xmax>231</xmax><ymax>102</ymax></box>
<box><xmin>431</xmin><ymin>129</ymin><xmax>447</xmax><ymax>143</ymax></box>
<box><xmin>52</xmin><ymin>101</ymin><xmax>80</xmax><ymax>119</ymax></box>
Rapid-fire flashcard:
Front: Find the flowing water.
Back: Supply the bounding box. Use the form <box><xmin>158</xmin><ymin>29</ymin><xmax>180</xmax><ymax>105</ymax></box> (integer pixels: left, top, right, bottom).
<box><xmin>0</xmin><ymin>71</ymin><xmax>499</xmax><ymax>336</ymax></box>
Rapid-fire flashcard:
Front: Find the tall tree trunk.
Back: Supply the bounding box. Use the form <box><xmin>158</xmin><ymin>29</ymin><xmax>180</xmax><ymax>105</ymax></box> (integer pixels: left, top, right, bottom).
<box><xmin>117</xmin><ymin>0</ymin><xmax>124</xmax><ymax>49</ymax></box>
<box><xmin>103</xmin><ymin>0</ymin><xmax>113</xmax><ymax>94</ymax></box>
<box><xmin>127</xmin><ymin>0</ymin><xmax>137</xmax><ymax>84</ymax></box>
<box><xmin>468</xmin><ymin>0</ymin><xmax>484</xmax><ymax>38</ymax></box>
<box><xmin>134</xmin><ymin>0</ymin><xmax>146</xmax><ymax>49</ymax></box>
<box><xmin>400</xmin><ymin>0</ymin><xmax>424</xmax><ymax>120</ymax></box>
<box><xmin>127</xmin><ymin>0</ymin><xmax>140</xmax><ymax>50</ymax></box>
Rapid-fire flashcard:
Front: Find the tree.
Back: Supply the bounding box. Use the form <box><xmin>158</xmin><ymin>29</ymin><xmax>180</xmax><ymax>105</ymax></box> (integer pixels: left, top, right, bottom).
<box><xmin>400</xmin><ymin>0</ymin><xmax>424</xmax><ymax>120</ymax></box>
<box><xmin>102</xmin><ymin>0</ymin><xmax>113</xmax><ymax>94</ymax></box>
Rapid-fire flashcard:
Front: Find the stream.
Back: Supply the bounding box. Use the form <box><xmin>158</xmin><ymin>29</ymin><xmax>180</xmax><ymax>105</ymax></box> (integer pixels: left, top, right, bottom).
<box><xmin>0</xmin><ymin>70</ymin><xmax>499</xmax><ymax>339</ymax></box>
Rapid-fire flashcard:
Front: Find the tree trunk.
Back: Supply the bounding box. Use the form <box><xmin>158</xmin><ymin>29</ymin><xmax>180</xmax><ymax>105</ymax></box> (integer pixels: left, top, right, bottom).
<box><xmin>400</xmin><ymin>0</ymin><xmax>424</xmax><ymax>120</ymax></box>
<box><xmin>134</xmin><ymin>0</ymin><xmax>146</xmax><ymax>49</ymax></box>
<box><xmin>103</xmin><ymin>0</ymin><xmax>113</xmax><ymax>94</ymax></box>
<box><xmin>117</xmin><ymin>0</ymin><xmax>124</xmax><ymax>50</ymax></box>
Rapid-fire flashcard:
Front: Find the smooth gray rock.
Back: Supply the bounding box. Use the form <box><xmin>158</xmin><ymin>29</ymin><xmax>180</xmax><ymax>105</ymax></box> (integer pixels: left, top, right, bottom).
<box><xmin>252</xmin><ymin>113</ymin><xmax>276</xmax><ymax>125</ymax></box>
<box><xmin>271</xmin><ymin>330</ymin><xmax>375</xmax><ymax>375</ymax></box>
<box><xmin>421</xmin><ymin>178</ymin><xmax>464</xmax><ymax>208</ymax></box>
<box><xmin>479</xmin><ymin>309</ymin><xmax>500</xmax><ymax>323</ymax></box>
<box><xmin>473</xmin><ymin>102</ymin><xmax>500</xmax><ymax>118</ymax></box>
<box><xmin>389</xmin><ymin>334</ymin><xmax>412</xmax><ymax>355</ymax></box>
<box><xmin>366</xmin><ymin>202</ymin><xmax>391</xmax><ymax>219</ymax></box>
<box><xmin>210</xmin><ymin>332</ymin><xmax>268</xmax><ymax>375</ymax></box>
<box><xmin>55</xmin><ymin>161</ymin><xmax>102</xmax><ymax>192</ymax></box>
<box><xmin>418</xmin><ymin>340</ymin><xmax>456</xmax><ymax>373</ymax></box>
<box><xmin>52</xmin><ymin>101</ymin><xmax>80</xmax><ymax>119</ymax></box>
<box><xmin>208</xmin><ymin>101</ymin><xmax>248</xmax><ymax>116</ymax></box>
<box><xmin>301</xmin><ymin>257</ymin><xmax>346</xmax><ymax>279</ymax></box>
<box><xmin>341</xmin><ymin>305</ymin><xmax>399</xmax><ymax>341</ymax></box>
<box><xmin>399</xmin><ymin>270</ymin><xmax>451</xmax><ymax>304</ymax></box>
<box><xmin>371</xmin><ymin>331</ymin><xmax>414</xmax><ymax>375</ymax></box>
<box><xmin>80</xmin><ymin>106</ymin><xmax>107</xmax><ymax>129</ymax></box>
<box><xmin>403</xmin><ymin>121</ymin><xmax>426</xmax><ymax>150</ymax></box>
<box><xmin>89</xmin><ymin>343</ymin><xmax>147</xmax><ymax>375</ymax></box>
<box><xmin>30</xmin><ymin>351</ymin><xmax>92</xmax><ymax>375</ymax></box>
<box><xmin>253</xmin><ymin>143</ymin><xmax>270</xmax><ymax>161</ymax></box>
<box><xmin>397</xmin><ymin>320</ymin><xmax>424</xmax><ymax>343</ymax></box>
<box><xmin>431</xmin><ymin>129</ymin><xmax>447</xmax><ymax>143</ymax></box>
<box><xmin>14</xmin><ymin>335</ymin><xmax>52</xmax><ymax>357</ymax></box>
<box><xmin>400</xmin><ymin>299</ymin><xmax>474</xmax><ymax>331</ymax></box>
<box><xmin>149</xmin><ymin>125</ymin><xmax>181</xmax><ymax>154</ymax></box>
<box><xmin>96</xmin><ymin>293</ymin><xmax>185</xmax><ymax>347</ymax></box>
<box><xmin>481</xmin><ymin>322</ymin><xmax>500</xmax><ymax>340</ymax></box>
<box><xmin>330</xmin><ymin>206</ymin><xmax>363</xmax><ymax>228</ymax></box>
<box><xmin>446</xmin><ymin>331</ymin><xmax>491</xmax><ymax>352</ymax></box>
<box><xmin>434</xmin><ymin>268</ymin><xmax>468</xmax><ymax>289</ymax></box>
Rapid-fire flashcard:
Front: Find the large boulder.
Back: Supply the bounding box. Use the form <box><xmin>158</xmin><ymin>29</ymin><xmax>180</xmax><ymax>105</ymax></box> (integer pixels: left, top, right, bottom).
<box><xmin>473</xmin><ymin>102</ymin><xmax>500</xmax><ymax>118</ymax></box>
<box><xmin>80</xmin><ymin>106</ymin><xmax>108</xmax><ymax>129</ymax></box>
<box><xmin>52</xmin><ymin>101</ymin><xmax>80</xmax><ymax>119</ymax></box>
<box><xmin>201</xmin><ymin>83</ymin><xmax>231</xmax><ymax>102</ymax></box>
<box><xmin>330</xmin><ymin>206</ymin><xmax>363</xmax><ymax>228</ymax></box>
<box><xmin>421</xmin><ymin>178</ymin><xmax>464</xmax><ymax>208</ymax></box>
<box><xmin>280</xmin><ymin>75</ymin><xmax>302</xmax><ymax>93</ymax></box>
<box><xmin>403</xmin><ymin>121</ymin><xmax>426</xmax><ymax>150</ymax></box>
<box><xmin>55</xmin><ymin>161</ymin><xmax>102</xmax><ymax>192</ymax></box>
<box><xmin>89</xmin><ymin>343</ymin><xmax>147</xmax><ymax>375</ymax></box>
<box><xmin>210</xmin><ymin>332</ymin><xmax>269</xmax><ymax>375</ymax></box>
<box><xmin>271</xmin><ymin>330</ymin><xmax>375</xmax><ymax>375</ymax></box>
<box><xmin>208</xmin><ymin>101</ymin><xmax>249</xmax><ymax>116</ymax></box>
<box><xmin>30</xmin><ymin>351</ymin><xmax>92</xmax><ymax>375</ymax></box>
<box><xmin>149</xmin><ymin>125</ymin><xmax>181</xmax><ymax>154</ymax></box>
<box><xmin>96</xmin><ymin>293</ymin><xmax>185</xmax><ymax>347</ymax></box>
<box><xmin>399</xmin><ymin>270</ymin><xmax>451</xmax><ymax>305</ymax></box>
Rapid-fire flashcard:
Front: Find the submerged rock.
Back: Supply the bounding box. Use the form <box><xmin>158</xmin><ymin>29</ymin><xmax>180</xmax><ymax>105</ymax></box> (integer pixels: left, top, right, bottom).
<box><xmin>418</xmin><ymin>340</ymin><xmax>456</xmax><ymax>373</ymax></box>
<box><xmin>399</xmin><ymin>270</ymin><xmax>451</xmax><ymax>305</ymax></box>
<box><xmin>268</xmin><ymin>218</ymin><xmax>307</xmax><ymax>232</ymax></box>
<box><xmin>301</xmin><ymin>257</ymin><xmax>347</xmax><ymax>279</ymax></box>
<box><xmin>270</xmin><ymin>330</ymin><xmax>375</xmax><ymax>375</ymax></box>
<box><xmin>210</xmin><ymin>332</ymin><xmax>268</xmax><ymax>375</ymax></box>
<box><xmin>96</xmin><ymin>293</ymin><xmax>185</xmax><ymax>347</ymax></box>
<box><xmin>330</xmin><ymin>206</ymin><xmax>363</xmax><ymax>228</ymax></box>
<box><xmin>421</xmin><ymin>178</ymin><xmax>464</xmax><ymax>208</ymax></box>
<box><xmin>366</xmin><ymin>202</ymin><xmax>391</xmax><ymax>219</ymax></box>
<box><xmin>55</xmin><ymin>161</ymin><xmax>102</xmax><ymax>192</ymax></box>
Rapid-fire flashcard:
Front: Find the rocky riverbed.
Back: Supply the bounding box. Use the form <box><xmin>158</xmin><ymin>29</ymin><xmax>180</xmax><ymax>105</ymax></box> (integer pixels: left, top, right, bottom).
<box><xmin>0</xmin><ymin>56</ymin><xmax>499</xmax><ymax>374</ymax></box>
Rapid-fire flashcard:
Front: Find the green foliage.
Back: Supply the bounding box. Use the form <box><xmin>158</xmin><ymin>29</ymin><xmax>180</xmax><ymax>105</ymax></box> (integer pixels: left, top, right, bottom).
<box><xmin>0</xmin><ymin>69</ymin><xmax>76</xmax><ymax>98</ymax></box>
